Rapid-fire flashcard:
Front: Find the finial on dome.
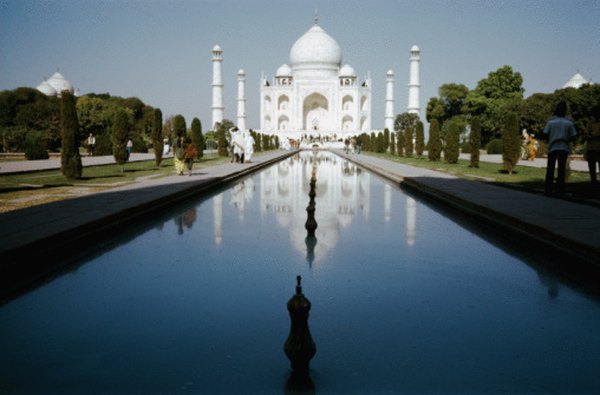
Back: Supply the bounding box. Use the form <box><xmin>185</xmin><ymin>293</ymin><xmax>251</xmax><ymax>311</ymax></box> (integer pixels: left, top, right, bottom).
<box><xmin>314</xmin><ymin>9</ymin><xmax>318</xmax><ymax>25</ymax></box>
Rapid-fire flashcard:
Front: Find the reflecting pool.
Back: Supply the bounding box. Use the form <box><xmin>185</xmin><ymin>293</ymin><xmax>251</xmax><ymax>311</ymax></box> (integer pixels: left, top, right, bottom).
<box><xmin>1</xmin><ymin>151</ymin><xmax>600</xmax><ymax>394</ymax></box>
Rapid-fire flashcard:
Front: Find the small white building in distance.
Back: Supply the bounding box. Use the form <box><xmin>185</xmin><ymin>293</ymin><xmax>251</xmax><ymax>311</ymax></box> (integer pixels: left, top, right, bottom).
<box><xmin>36</xmin><ymin>70</ymin><xmax>78</xmax><ymax>97</ymax></box>
<box><xmin>563</xmin><ymin>71</ymin><xmax>590</xmax><ymax>89</ymax></box>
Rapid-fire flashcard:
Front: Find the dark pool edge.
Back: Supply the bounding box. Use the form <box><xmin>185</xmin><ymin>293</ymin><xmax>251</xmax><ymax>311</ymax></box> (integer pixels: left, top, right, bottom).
<box><xmin>0</xmin><ymin>150</ymin><xmax>299</xmax><ymax>303</ymax></box>
<box><xmin>336</xmin><ymin>150</ymin><xmax>600</xmax><ymax>273</ymax></box>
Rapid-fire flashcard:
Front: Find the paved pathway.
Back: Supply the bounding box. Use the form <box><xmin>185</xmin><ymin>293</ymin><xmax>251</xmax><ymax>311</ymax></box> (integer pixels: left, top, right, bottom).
<box><xmin>1</xmin><ymin>149</ymin><xmax>599</xmax><ymax>302</ymax></box>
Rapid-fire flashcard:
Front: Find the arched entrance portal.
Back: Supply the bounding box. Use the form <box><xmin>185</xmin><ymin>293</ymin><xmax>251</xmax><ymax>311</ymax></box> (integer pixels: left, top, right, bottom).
<box><xmin>303</xmin><ymin>93</ymin><xmax>329</xmax><ymax>131</ymax></box>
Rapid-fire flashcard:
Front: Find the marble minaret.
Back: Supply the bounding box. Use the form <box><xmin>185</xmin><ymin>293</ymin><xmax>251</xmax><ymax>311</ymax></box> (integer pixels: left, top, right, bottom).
<box><xmin>211</xmin><ymin>45</ymin><xmax>224</xmax><ymax>128</ymax></box>
<box><xmin>407</xmin><ymin>45</ymin><xmax>420</xmax><ymax>115</ymax></box>
<box><xmin>237</xmin><ymin>69</ymin><xmax>246</xmax><ymax>130</ymax></box>
<box><xmin>385</xmin><ymin>69</ymin><xmax>394</xmax><ymax>130</ymax></box>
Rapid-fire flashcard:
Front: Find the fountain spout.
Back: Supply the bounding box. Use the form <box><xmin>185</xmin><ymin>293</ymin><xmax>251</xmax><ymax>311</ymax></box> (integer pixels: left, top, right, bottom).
<box><xmin>284</xmin><ymin>275</ymin><xmax>316</xmax><ymax>377</ymax></box>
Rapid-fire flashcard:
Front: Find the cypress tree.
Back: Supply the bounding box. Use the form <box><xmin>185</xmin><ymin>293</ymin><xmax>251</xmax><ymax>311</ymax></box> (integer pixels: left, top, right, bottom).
<box><xmin>389</xmin><ymin>132</ymin><xmax>396</xmax><ymax>155</ymax></box>
<box><xmin>383</xmin><ymin>128</ymin><xmax>390</xmax><ymax>152</ymax></box>
<box><xmin>415</xmin><ymin>121</ymin><xmax>424</xmax><ymax>157</ymax></box>
<box><xmin>405</xmin><ymin>126</ymin><xmax>414</xmax><ymax>157</ymax></box>
<box><xmin>502</xmin><ymin>112</ymin><xmax>520</xmax><ymax>174</ymax></box>
<box><xmin>173</xmin><ymin>114</ymin><xmax>186</xmax><ymax>138</ymax></box>
<box><xmin>376</xmin><ymin>132</ymin><xmax>385</xmax><ymax>153</ymax></box>
<box><xmin>216</xmin><ymin>123</ymin><xmax>229</xmax><ymax>156</ymax></box>
<box><xmin>445</xmin><ymin>120</ymin><xmax>460</xmax><ymax>164</ymax></box>
<box><xmin>60</xmin><ymin>91</ymin><xmax>82</xmax><ymax>179</ymax></box>
<box><xmin>255</xmin><ymin>133</ymin><xmax>262</xmax><ymax>152</ymax></box>
<box><xmin>191</xmin><ymin>117</ymin><xmax>204</xmax><ymax>159</ymax></box>
<box><xmin>427</xmin><ymin>119</ymin><xmax>442</xmax><ymax>161</ymax></box>
<box><xmin>469</xmin><ymin>117</ymin><xmax>481</xmax><ymax>168</ymax></box>
<box><xmin>396</xmin><ymin>131</ymin><xmax>405</xmax><ymax>157</ymax></box>
<box><xmin>370</xmin><ymin>132</ymin><xmax>376</xmax><ymax>152</ymax></box>
<box><xmin>151</xmin><ymin>108</ymin><xmax>163</xmax><ymax>166</ymax></box>
<box><xmin>112</xmin><ymin>108</ymin><xmax>130</xmax><ymax>167</ymax></box>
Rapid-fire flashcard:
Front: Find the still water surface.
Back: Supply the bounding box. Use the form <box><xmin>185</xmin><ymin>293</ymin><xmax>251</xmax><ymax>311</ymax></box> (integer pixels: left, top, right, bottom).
<box><xmin>1</xmin><ymin>151</ymin><xmax>600</xmax><ymax>394</ymax></box>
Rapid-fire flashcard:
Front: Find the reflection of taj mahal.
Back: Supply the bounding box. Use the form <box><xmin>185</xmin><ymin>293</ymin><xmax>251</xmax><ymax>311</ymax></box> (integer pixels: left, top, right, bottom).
<box><xmin>211</xmin><ymin>14</ymin><xmax>421</xmax><ymax>141</ymax></box>
<box><xmin>214</xmin><ymin>152</ymin><xmax>418</xmax><ymax>265</ymax></box>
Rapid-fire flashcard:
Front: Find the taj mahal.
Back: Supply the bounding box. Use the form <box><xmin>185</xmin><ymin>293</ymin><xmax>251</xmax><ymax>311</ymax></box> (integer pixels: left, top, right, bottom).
<box><xmin>210</xmin><ymin>15</ymin><xmax>421</xmax><ymax>145</ymax></box>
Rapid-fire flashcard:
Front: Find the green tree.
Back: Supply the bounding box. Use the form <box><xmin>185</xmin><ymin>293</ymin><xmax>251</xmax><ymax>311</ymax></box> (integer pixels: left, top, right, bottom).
<box><xmin>396</xmin><ymin>131</ymin><xmax>405</xmax><ymax>156</ymax></box>
<box><xmin>469</xmin><ymin>117</ymin><xmax>481</xmax><ymax>168</ymax></box>
<box><xmin>60</xmin><ymin>91</ymin><xmax>82</xmax><ymax>179</ymax></box>
<box><xmin>404</xmin><ymin>126</ymin><xmax>414</xmax><ymax>157</ymax></box>
<box><xmin>415</xmin><ymin>121</ymin><xmax>425</xmax><ymax>157</ymax></box>
<box><xmin>520</xmin><ymin>93</ymin><xmax>554</xmax><ymax>136</ymax></box>
<box><xmin>426</xmin><ymin>83</ymin><xmax>469</xmax><ymax>124</ymax></box>
<box><xmin>383</xmin><ymin>128</ymin><xmax>390</xmax><ymax>152</ymax></box>
<box><xmin>389</xmin><ymin>131</ymin><xmax>396</xmax><ymax>155</ymax></box>
<box><xmin>394</xmin><ymin>112</ymin><xmax>419</xmax><ymax>132</ymax></box>
<box><xmin>376</xmin><ymin>132</ymin><xmax>385</xmax><ymax>153</ymax></box>
<box><xmin>427</xmin><ymin>119</ymin><xmax>442</xmax><ymax>161</ymax></box>
<box><xmin>464</xmin><ymin>65</ymin><xmax>524</xmax><ymax>144</ymax></box>
<box><xmin>502</xmin><ymin>112</ymin><xmax>521</xmax><ymax>174</ymax></box>
<box><xmin>554</xmin><ymin>83</ymin><xmax>600</xmax><ymax>134</ymax></box>
<box><xmin>151</xmin><ymin>108</ymin><xmax>163</xmax><ymax>166</ymax></box>
<box><xmin>112</xmin><ymin>108</ymin><xmax>130</xmax><ymax>168</ymax></box>
<box><xmin>214</xmin><ymin>119</ymin><xmax>235</xmax><ymax>156</ymax></box>
<box><xmin>173</xmin><ymin>114</ymin><xmax>186</xmax><ymax>138</ymax></box>
<box><xmin>191</xmin><ymin>117</ymin><xmax>204</xmax><ymax>159</ymax></box>
<box><xmin>24</xmin><ymin>131</ymin><xmax>49</xmax><ymax>160</ymax></box>
<box><xmin>445</xmin><ymin>120</ymin><xmax>460</xmax><ymax>164</ymax></box>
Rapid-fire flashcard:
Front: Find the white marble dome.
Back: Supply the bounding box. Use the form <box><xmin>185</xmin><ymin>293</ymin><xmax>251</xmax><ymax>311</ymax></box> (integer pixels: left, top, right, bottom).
<box><xmin>339</xmin><ymin>64</ymin><xmax>356</xmax><ymax>77</ymax></box>
<box><xmin>36</xmin><ymin>80</ymin><xmax>57</xmax><ymax>96</ymax></box>
<box><xmin>276</xmin><ymin>64</ymin><xmax>292</xmax><ymax>76</ymax></box>
<box><xmin>290</xmin><ymin>24</ymin><xmax>342</xmax><ymax>69</ymax></box>
<box><xmin>563</xmin><ymin>72</ymin><xmax>589</xmax><ymax>89</ymax></box>
<box><xmin>47</xmin><ymin>71</ymin><xmax>73</xmax><ymax>95</ymax></box>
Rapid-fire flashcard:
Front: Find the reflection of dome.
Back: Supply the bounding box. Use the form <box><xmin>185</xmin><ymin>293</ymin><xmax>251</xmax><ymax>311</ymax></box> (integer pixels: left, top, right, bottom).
<box><xmin>290</xmin><ymin>24</ymin><xmax>342</xmax><ymax>68</ymax></box>
<box><xmin>339</xmin><ymin>64</ymin><xmax>356</xmax><ymax>77</ymax></box>
<box><xmin>276</xmin><ymin>64</ymin><xmax>292</xmax><ymax>77</ymax></box>
<box><xmin>36</xmin><ymin>80</ymin><xmax>57</xmax><ymax>96</ymax></box>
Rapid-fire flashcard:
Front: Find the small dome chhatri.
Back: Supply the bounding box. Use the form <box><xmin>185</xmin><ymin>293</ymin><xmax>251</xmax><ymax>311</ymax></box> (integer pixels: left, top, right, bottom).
<box><xmin>276</xmin><ymin>64</ymin><xmax>293</xmax><ymax>77</ymax></box>
<box><xmin>339</xmin><ymin>64</ymin><xmax>356</xmax><ymax>77</ymax></box>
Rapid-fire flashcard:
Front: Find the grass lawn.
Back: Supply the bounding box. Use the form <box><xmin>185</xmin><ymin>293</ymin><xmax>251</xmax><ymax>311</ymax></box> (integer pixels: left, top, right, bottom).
<box><xmin>365</xmin><ymin>152</ymin><xmax>599</xmax><ymax>206</ymax></box>
<box><xmin>0</xmin><ymin>155</ymin><xmax>231</xmax><ymax>213</ymax></box>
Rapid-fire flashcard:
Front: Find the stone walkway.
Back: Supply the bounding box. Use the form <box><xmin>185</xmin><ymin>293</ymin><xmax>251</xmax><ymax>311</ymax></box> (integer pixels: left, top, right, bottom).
<box><xmin>1</xmin><ymin>149</ymin><xmax>599</xmax><ymax>302</ymax></box>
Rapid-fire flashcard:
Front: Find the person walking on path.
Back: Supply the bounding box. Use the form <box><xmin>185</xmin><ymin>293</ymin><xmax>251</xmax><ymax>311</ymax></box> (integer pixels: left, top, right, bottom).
<box><xmin>173</xmin><ymin>135</ymin><xmax>186</xmax><ymax>176</ymax></box>
<box><xmin>183</xmin><ymin>137</ymin><xmax>198</xmax><ymax>176</ymax></box>
<box><xmin>543</xmin><ymin>101</ymin><xmax>577</xmax><ymax>196</ymax></box>
<box><xmin>126</xmin><ymin>139</ymin><xmax>133</xmax><ymax>158</ymax></box>
<box><xmin>86</xmin><ymin>133</ymin><xmax>96</xmax><ymax>156</ymax></box>
<box><xmin>584</xmin><ymin>105</ymin><xmax>600</xmax><ymax>185</ymax></box>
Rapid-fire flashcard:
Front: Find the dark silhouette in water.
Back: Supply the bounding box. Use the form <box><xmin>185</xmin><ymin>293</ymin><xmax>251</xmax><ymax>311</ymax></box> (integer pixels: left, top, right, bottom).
<box><xmin>284</xmin><ymin>276</ymin><xmax>316</xmax><ymax>379</ymax></box>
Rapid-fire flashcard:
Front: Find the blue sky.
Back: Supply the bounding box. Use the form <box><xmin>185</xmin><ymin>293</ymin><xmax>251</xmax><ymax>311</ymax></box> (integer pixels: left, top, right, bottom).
<box><xmin>1</xmin><ymin>0</ymin><xmax>598</xmax><ymax>130</ymax></box>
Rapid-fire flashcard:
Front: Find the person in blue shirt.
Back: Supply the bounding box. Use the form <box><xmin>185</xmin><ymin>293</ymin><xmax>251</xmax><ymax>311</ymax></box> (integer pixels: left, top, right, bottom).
<box><xmin>543</xmin><ymin>101</ymin><xmax>577</xmax><ymax>195</ymax></box>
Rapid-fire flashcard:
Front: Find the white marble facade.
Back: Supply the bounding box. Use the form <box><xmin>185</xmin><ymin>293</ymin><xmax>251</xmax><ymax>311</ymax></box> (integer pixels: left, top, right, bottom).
<box><xmin>259</xmin><ymin>20</ymin><xmax>372</xmax><ymax>135</ymax></box>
